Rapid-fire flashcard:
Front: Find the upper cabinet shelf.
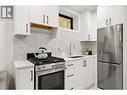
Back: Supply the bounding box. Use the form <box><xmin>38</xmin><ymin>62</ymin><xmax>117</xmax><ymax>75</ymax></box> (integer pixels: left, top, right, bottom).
<box><xmin>14</xmin><ymin>6</ymin><xmax>59</xmax><ymax>35</ymax></box>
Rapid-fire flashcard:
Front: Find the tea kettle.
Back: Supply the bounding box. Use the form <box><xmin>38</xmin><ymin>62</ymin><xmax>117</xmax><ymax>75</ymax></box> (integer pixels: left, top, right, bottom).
<box><xmin>34</xmin><ymin>47</ymin><xmax>48</xmax><ymax>59</ymax></box>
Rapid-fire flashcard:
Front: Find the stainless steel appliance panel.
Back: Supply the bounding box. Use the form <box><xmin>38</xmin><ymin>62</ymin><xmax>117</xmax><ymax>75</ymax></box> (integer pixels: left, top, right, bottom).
<box><xmin>97</xmin><ymin>24</ymin><xmax>123</xmax><ymax>64</ymax></box>
<box><xmin>97</xmin><ymin>61</ymin><xmax>123</xmax><ymax>89</ymax></box>
<box><xmin>97</xmin><ymin>24</ymin><xmax>123</xmax><ymax>89</ymax></box>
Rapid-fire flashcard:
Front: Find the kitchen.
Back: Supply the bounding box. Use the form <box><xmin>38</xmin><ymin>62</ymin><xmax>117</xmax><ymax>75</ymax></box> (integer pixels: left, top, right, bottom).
<box><xmin>0</xmin><ymin>5</ymin><xmax>127</xmax><ymax>90</ymax></box>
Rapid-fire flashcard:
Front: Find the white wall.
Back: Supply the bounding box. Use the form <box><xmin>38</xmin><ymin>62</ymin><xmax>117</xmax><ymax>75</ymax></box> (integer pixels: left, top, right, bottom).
<box><xmin>0</xmin><ymin>21</ymin><xmax>14</xmax><ymax>71</ymax></box>
<box><xmin>0</xmin><ymin>20</ymin><xmax>14</xmax><ymax>88</ymax></box>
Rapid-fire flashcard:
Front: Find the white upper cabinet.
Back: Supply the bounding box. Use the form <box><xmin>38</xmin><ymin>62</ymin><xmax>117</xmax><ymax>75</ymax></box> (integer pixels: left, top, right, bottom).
<box><xmin>108</xmin><ymin>6</ymin><xmax>124</xmax><ymax>25</ymax></box>
<box><xmin>14</xmin><ymin>6</ymin><xmax>58</xmax><ymax>35</ymax></box>
<box><xmin>14</xmin><ymin>6</ymin><xmax>31</xmax><ymax>35</ymax></box>
<box><xmin>45</xmin><ymin>6</ymin><xmax>58</xmax><ymax>27</ymax></box>
<box><xmin>97</xmin><ymin>5</ymin><xmax>125</xmax><ymax>28</ymax></box>
<box><xmin>30</xmin><ymin>6</ymin><xmax>44</xmax><ymax>24</ymax></box>
<box><xmin>97</xmin><ymin>6</ymin><xmax>109</xmax><ymax>28</ymax></box>
<box><xmin>80</xmin><ymin>11</ymin><xmax>97</xmax><ymax>41</ymax></box>
<box><xmin>30</xmin><ymin>6</ymin><xmax>58</xmax><ymax>27</ymax></box>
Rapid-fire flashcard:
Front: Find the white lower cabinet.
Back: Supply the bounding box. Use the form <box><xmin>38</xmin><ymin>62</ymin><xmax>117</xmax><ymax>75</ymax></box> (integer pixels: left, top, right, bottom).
<box><xmin>17</xmin><ymin>68</ymin><xmax>34</xmax><ymax>89</ymax></box>
<box><xmin>65</xmin><ymin>56</ymin><xmax>95</xmax><ymax>90</ymax></box>
<box><xmin>75</xmin><ymin>59</ymin><xmax>89</xmax><ymax>89</ymax></box>
<box><xmin>14</xmin><ymin>61</ymin><xmax>34</xmax><ymax>89</ymax></box>
<box><xmin>85</xmin><ymin>57</ymin><xmax>95</xmax><ymax>87</ymax></box>
<box><xmin>65</xmin><ymin>61</ymin><xmax>76</xmax><ymax>90</ymax></box>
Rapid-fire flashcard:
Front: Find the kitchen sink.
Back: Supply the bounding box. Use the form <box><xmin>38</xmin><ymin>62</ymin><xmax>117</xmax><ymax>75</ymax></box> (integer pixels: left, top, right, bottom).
<box><xmin>68</xmin><ymin>55</ymin><xmax>83</xmax><ymax>58</ymax></box>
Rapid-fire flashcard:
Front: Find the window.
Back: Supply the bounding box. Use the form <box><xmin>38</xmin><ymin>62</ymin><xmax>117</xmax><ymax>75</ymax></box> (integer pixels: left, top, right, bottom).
<box><xmin>59</xmin><ymin>14</ymin><xmax>73</xmax><ymax>29</ymax></box>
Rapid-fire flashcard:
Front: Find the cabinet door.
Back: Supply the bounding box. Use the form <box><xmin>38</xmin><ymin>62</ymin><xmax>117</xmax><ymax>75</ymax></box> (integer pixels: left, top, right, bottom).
<box><xmin>14</xmin><ymin>6</ymin><xmax>30</xmax><ymax>35</ymax></box>
<box><xmin>89</xmin><ymin>11</ymin><xmax>97</xmax><ymax>41</ymax></box>
<box><xmin>108</xmin><ymin>6</ymin><xmax>124</xmax><ymax>25</ymax></box>
<box><xmin>65</xmin><ymin>73</ymin><xmax>75</xmax><ymax>90</ymax></box>
<box><xmin>30</xmin><ymin>6</ymin><xmax>58</xmax><ymax>27</ymax></box>
<box><xmin>80</xmin><ymin>11</ymin><xmax>89</xmax><ymax>41</ymax></box>
<box><xmin>18</xmin><ymin>68</ymin><xmax>34</xmax><ymax>89</ymax></box>
<box><xmin>44</xmin><ymin>6</ymin><xmax>58</xmax><ymax>27</ymax></box>
<box><xmin>86</xmin><ymin>57</ymin><xmax>95</xmax><ymax>86</ymax></box>
<box><xmin>97</xmin><ymin>6</ymin><xmax>109</xmax><ymax>28</ymax></box>
<box><xmin>75</xmin><ymin>59</ymin><xmax>89</xmax><ymax>89</ymax></box>
<box><xmin>30</xmin><ymin>6</ymin><xmax>45</xmax><ymax>24</ymax></box>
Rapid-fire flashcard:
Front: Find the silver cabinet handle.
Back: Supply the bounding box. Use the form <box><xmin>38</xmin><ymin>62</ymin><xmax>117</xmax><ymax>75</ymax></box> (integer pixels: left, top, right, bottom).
<box><xmin>83</xmin><ymin>60</ymin><xmax>87</xmax><ymax>67</ymax></box>
<box><xmin>67</xmin><ymin>64</ymin><xmax>73</xmax><ymax>67</ymax></box>
<box><xmin>85</xmin><ymin>60</ymin><xmax>87</xmax><ymax>67</ymax></box>
<box><xmin>109</xmin><ymin>18</ymin><xmax>111</xmax><ymax>25</ymax></box>
<box><xmin>83</xmin><ymin>60</ymin><xmax>85</xmax><ymax>67</ymax></box>
<box><xmin>31</xmin><ymin>70</ymin><xmax>33</xmax><ymax>81</ymax></box>
<box><xmin>67</xmin><ymin>74</ymin><xmax>74</xmax><ymax>77</ymax></box>
<box><xmin>26</xmin><ymin>24</ymin><xmax>28</xmax><ymax>32</ymax></box>
<box><xmin>46</xmin><ymin>16</ymin><xmax>49</xmax><ymax>24</ymax></box>
<box><xmin>88</xmin><ymin>34</ymin><xmax>90</xmax><ymax>40</ymax></box>
<box><xmin>106</xmin><ymin>19</ymin><xmax>108</xmax><ymax>26</ymax></box>
<box><xmin>43</xmin><ymin>15</ymin><xmax>45</xmax><ymax>23</ymax></box>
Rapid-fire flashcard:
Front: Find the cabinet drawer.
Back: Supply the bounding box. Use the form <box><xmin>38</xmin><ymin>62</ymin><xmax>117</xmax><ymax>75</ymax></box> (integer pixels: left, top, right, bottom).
<box><xmin>65</xmin><ymin>73</ymin><xmax>75</xmax><ymax>90</ymax></box>
<box><xmin>66</xmin><ymin>62</ymin><xmax>75</xmax><ymax>69</ymax></box>
<box><xmin>65</xmin><ymin>67</ymin><xmax>75</xmax><ymax>75</ymax></box>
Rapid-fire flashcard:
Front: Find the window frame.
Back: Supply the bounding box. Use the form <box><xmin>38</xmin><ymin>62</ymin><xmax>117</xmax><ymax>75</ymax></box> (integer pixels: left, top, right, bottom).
<box><xmin>59</xmin><ymin>14</ymin><xmax>73</xmax><ymax>29</ymax></box>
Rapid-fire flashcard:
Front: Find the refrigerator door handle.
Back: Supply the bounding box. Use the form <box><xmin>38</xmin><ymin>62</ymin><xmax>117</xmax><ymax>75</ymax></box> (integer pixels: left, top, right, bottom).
<box><xmin>98</xmin><ymin>60</ymin><xmax>121</xmax><ymax>65</ymax></box>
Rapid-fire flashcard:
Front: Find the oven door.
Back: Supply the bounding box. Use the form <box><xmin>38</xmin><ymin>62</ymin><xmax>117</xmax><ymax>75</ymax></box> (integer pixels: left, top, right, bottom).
<box><xmin>36</xmin><ymin>68</ymin><xmax>65</xmax><ymax>90</ymax></box>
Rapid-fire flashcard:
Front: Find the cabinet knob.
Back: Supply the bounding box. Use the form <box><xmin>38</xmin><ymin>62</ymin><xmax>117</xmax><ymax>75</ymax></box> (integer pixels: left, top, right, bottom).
<box><xmin>83</xmin><ymin>60</ymin><xmax>87</xmax><ymax>67</ymax></box>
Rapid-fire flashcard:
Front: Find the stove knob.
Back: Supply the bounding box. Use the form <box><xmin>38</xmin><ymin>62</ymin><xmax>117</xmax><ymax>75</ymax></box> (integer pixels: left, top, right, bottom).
<box><xmin>52</xmin><ymin>65</ymin><xmax>54</xmax><ymax>67</ymax></box>
<box><xmin>43</xmin><ymin>66</ymin><xmax>45</xmax><ymax>68</ymax></box>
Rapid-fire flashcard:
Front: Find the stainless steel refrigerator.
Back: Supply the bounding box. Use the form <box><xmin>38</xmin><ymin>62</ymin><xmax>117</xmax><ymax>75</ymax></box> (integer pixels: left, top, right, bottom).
<box><xmin>97</xmin><ymin>24</ymin><xmax>123</xmax><ymax>89</ymax></box>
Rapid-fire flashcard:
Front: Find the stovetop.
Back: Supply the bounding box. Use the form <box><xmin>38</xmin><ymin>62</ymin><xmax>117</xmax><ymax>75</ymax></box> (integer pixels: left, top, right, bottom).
<box><xmin>27</xmin><ymin>53</ymin><xmax>65</xmax><ymax>66</ymax></box>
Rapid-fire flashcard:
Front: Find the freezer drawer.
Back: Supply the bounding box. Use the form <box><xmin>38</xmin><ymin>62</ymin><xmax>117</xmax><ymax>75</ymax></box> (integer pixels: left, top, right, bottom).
<box><xmin>97</xmin><ymin>61</ymin><xmax>123</xmax><ymax>89</ymax></box>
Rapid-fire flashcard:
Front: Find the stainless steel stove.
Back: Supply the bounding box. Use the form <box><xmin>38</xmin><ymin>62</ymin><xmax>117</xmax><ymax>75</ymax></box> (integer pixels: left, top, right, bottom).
<box><xmin>27</xmin><ymin>53</ymin><xmax>65</xmax><ymax>90</ymax></box>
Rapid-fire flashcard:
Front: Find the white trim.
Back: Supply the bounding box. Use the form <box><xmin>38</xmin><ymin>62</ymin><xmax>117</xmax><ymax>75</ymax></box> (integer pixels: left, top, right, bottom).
<box><xmin>58</xmin><ymin>27</ymin><xmax>80</xmax><ymax>33</ymax></box>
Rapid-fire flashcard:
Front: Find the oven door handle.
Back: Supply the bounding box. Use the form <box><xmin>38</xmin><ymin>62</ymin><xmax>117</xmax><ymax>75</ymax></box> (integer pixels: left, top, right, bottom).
<box><xmin>36</xmin><ymin>67</ymin><xmax>66</xmax><ymax>76</ymax></box>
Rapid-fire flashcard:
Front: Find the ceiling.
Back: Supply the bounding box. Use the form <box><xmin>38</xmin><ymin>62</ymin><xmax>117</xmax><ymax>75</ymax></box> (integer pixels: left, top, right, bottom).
<box><xmin>61</xmin><ymin>5</ymin><xmax>97</xmax><ymax>13</ymax></box>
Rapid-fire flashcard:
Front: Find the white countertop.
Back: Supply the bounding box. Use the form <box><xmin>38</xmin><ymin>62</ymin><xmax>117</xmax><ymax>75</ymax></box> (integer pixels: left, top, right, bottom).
<box><xmin>14</xmin><ymin>60</ymin><xmax>34</xmax><ymax>69</ymax></box>
<box><xmin>64</xmin><ymin>55</ymin><xmax>97</xmax><ymax>62</ymax></box>
<box><xmin>13</xmin><ymin>55</ymin><xmax>97</xmax><ymax>68</ymax></box>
